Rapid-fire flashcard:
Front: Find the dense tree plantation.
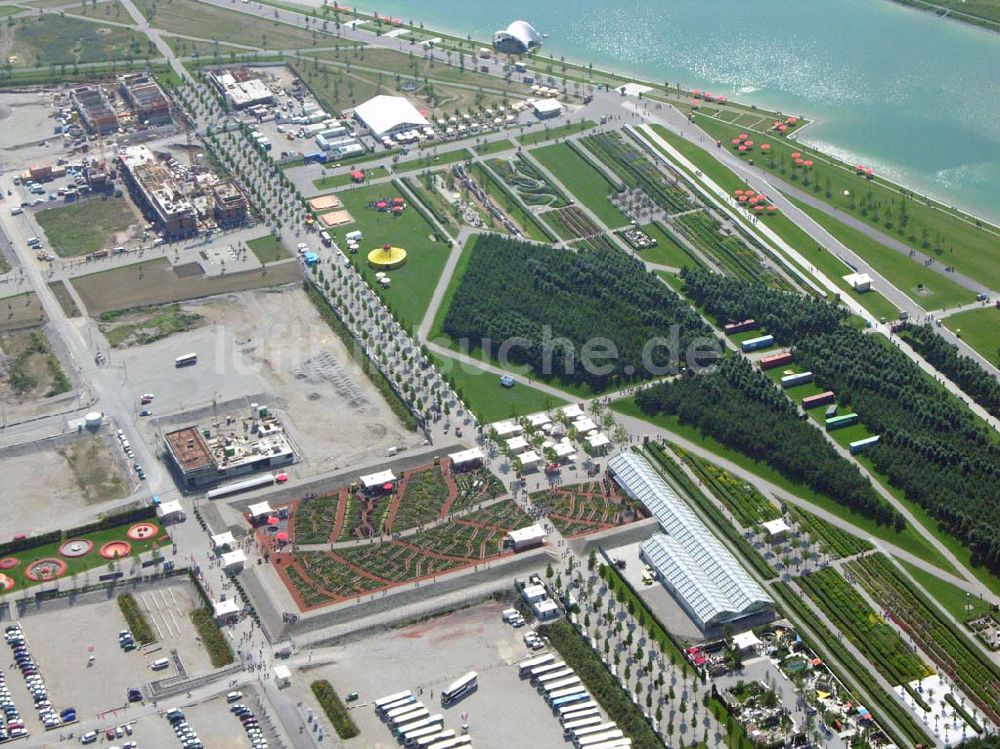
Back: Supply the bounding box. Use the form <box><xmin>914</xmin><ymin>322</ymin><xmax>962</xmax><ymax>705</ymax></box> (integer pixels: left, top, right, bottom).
<box><xmin>634</xmin><ymin>356</ymin><xmax>898</xmax><ymax>526</ymax></box>
<box><xmin>795</xmin><ymin>328</ymin><xmax>1000</xmax><ymax>572</ymax></box>
<box><xmin>897</xmin><ymin>323</ymin><xmax>1000</xmax><ymax>418</ymax></box>
<box><xmin>681</xmin><ymin>269</ymin><xmax>846</xmax><ymax>341</ymax></box>
<box><xmin>443</xmin><ymin>234</ymin><xmax>714</xmax><ymax>392</ymax></box>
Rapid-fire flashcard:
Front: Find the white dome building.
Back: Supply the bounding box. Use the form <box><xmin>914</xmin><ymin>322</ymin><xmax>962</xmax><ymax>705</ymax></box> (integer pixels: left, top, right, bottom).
<box><xmin>493</xmin><ymin>20</ymin><xmax>543</xmax><ymax>55</ymax></box>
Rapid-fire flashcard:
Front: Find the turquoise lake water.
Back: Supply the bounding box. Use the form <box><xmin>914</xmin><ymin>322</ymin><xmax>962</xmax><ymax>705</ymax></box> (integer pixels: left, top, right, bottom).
<box><xmin>360</xmin><ymin>0</ymin><xmax>1000</xmax><ymax>222</ymax></box>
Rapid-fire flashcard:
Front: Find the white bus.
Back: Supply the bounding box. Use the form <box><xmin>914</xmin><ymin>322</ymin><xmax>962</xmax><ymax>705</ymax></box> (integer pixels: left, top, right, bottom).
<box><xmin>441</xmin><ymin>671</ymin><xmax>477</xmax><ymax>705</ymax></box>
<box><xmin>563</xmin><ymin>716</ymin><xmax>604</xmax><ymax>736</ymax></box>
<box><xmin>396</xmin><ymin>714</ymin><xmax>442</xmax><ymax>736</ymax></box>
<box><xmin>174</xmin><ymin>352</ymin><xmax>198</xmax><ymax>367</ymax></box>
<box><xmin>416</xmin><ymin>729</ymin><xmax>455</xmax><ymax>747</ymax></box>
<box><xmin>586</xmin><ymin>740</ymin><xmax>632</xmax><ymax>749</ymax></box>
<box><xmin>535</xmin><ymin>667</ymin><xmax>574</xmax><ymax>686</ymax></box>
<box><xmin>558</xmin><ymin>701</ymin><xmax>598</xmax><ymax>719</ymax></box>
<box><xmin>389</xmin><ymin>702</ymin><xmax>431</xmax><ymax>728</ymax></box>
<box><xmin>428</xmin><ymin>737</ymin><xmax>472</xmax><ymax>749</ymax></box>
<box><xmin>374</xmin><ymin>690</ymin><xmax>413</xmax><ymax>712</ymax></box>
<box><xmin>550</xmin><ymin>691</ymin><xmax>590</xmax><ymax>710</ymax></box>
<box><xmin>544</xmin><ymin>676</ymin><xmax>582</xmax><ymax>695</ymax></box>
<box><xmin>571</xmin><ymin>721</ymin><xmax>617</xmax><ymax>740</ymax></box>
<box><xmin>403</xmin><ymin>723</ymin><xmax>446</xmax><ymax>746</ymax></box>
<box><xmin>518</xmin><ymin>653</ymin><xmax>555</xmax><ymax>678</ymax></box>
<box><xmin>529</xmin><ymin>662</ymin><xmax>567</xmax><ymax>683</ymax></box>
<box><xmin>577</xmin><ymin>729</ymin><xmax>625</xmax><ymax>747</ymax></box>
<box><xmin>379</xmin><ymin>695</ymin><xmax>416</xmax><ymax>717</ymax></box>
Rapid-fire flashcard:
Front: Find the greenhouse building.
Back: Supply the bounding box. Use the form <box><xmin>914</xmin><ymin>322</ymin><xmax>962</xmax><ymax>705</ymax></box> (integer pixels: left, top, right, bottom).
<box><xmin>608</xmin><ymin>452</ymin><xmax>773</xmax><ymax>631</ymax></box>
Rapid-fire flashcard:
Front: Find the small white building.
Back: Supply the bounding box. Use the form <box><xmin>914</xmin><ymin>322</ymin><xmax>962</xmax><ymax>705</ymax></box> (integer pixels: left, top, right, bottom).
<box><xmin>560</xmin><ymin>404</ymin><xmax>585</xmax><ymax>420</ymax></box>
<box><xmin>508</xmin><ymin>524</ymin><xmax>547</xmax><ymax>551</ymax></box>
<box><xmin>359</xmin><ymin>470</ymin><xmax>396</xmax><ymax>491</ymax></box>
<box><xmin>731</xmin><ymin>630</ymin><xmax>762</xmax><ymax>654</ymax></box>
<box><xmin>573</xmin><ymin>417</ymin><xmax>599</xmax><ymax>434</ymax></box>
<box><xmin>211</xmin><ymin>531</ymin><xmax>236</xmax><ymax>553</ymax></box>
<box><xmin>533</xmin><ymin>599</ymin><xmax>560</xmax><ymax>621</ymax></box>
<box><xmin>527</xmin><ymin>412</ymin><xmax>552</xmax><ymax>428</ymax></box>
<box><xmin>532</xmin><ymin>98</ymin><xmax>563</xmax><ymax>119</ymax></box>
<box><xmin>213</xmin><ymin>599</ymin><xmax>240</xmax><ymax>624</ymax></box>
<box><xmin>156</xmin><ymin>500</ymin><xmax>184</xmax><ymax>524</ymax></box>
<box><xmin>552</xmin><ymin>441</ymin><xmax>576</xmax><ymax>461</ymax></box>
<box><xmin>523</xmin><ymin>583</ymin><xmax>547</xmax><ymax>603</ymax></box>
<box><xmin>505</xmin><ymin>435</ymin><xmax>529</xmax><ymax>454</ymax></box>
<box><xmin>843</xmin><ymin>272</ymin><xmax>872</xmax><ymax>293</ymax></box>
<box><xmin>761</xmin><ymin>518</ymin><xmax>792</xmax><ymax>539</ymax></box>
<box><xmin>449</xmin><ymin>447</ymin><xmax>484</xmax><ymax>470</ymax></box>
<box><xmin>274</xmin><ymin>664</ymin><xmax>292</xmax><ymax>688</ymax></box>
<box><xmin>517</xmin><ymin>450</ymin><xmax>542</xmax><ymax>470</ymax></box>
<box><xmin>220</xmin><ymin>549</ymin><xmax>247</xmax><ymax>572</ymax></box>
<box><xmin>492</xmin><ymin>419</ymin><xmax>522</xmax><ymax>438</ymax></box>
<box><xmin>247</xmin><ymin>501</ymin><xmax>273</xmax><ymax>525</ymax></box>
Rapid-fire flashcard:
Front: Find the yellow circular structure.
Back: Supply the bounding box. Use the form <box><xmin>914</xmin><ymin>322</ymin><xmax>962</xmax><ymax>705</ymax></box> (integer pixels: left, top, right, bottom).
<box><xmin>367</xmin><ymin>244</ymin><xmax>408</xmax><ymax>271</ymax></box>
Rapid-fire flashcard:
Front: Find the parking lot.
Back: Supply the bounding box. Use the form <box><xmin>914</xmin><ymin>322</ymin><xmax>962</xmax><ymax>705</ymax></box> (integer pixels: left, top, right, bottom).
<box><xmin>6</xmin><ymin>581</ymin><xmax>215</xmax><ymax>730</ymax></box>
<box><xmin>289</xmin><ymin>601</ymin><xmax>569</xmax><ymax>749</ymax></box>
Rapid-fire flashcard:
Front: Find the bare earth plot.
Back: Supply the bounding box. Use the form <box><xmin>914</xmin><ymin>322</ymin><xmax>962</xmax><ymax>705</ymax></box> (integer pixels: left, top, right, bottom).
<box><xmin>0</xmin><ymin>327</ymin><xmax>71</xmax><ymax>420</ymax></box>
<box><xmin>0</xmin><ymin>292</ymin><xmax>46</xmax><ymax>332</ymax></box>
<box><xmin>0</xmin><ymin>434</ymin><xmax>128</xmax><ymax>534</ymax></box>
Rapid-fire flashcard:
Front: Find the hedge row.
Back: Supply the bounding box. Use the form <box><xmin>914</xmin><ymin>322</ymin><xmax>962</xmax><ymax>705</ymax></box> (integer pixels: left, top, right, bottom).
<box><xmin>190</xmin><ymin>608</ymin><xmax>235</xmax><ymax>667</ymax></box>
<box><xmin>311</xmin><ymin>680</ymin><xmax>360</xmax><ymax>739</ymax></box>
<box><xmin>117</xmin><ymin>593</ymin><xmax>156</xmax><ymax>645</ymax></box>
<box><xmin>540</xmin><ymin>619</ymin><xmax>666</xmax><ymax>749</ymax></box>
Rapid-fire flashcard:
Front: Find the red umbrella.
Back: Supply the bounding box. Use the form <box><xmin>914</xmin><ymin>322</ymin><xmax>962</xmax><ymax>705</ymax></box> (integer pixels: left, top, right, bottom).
<box><xmin>705</xmin><ymin>92</ymin><xmax>714</xmax><ymax>100</ymax></box>
<box><xmin>734</xmin><ymin>189</ymin><xmax>744</xmax><ymax>195</ymax></box>
<box><xmin>791</xmin><ymin>152</ymin><xmax>801</xmax><ymax>159</ymax></box>
<box><xmin>777</xmin><ymin>124</ymin><xmax>788</xmax><ymax>132</ymax></box>
<box><xmin>383</xmin><ymin>482</ymin><xmax>394</xmax><ymax>491</ymax></box>
<box><xmin>393</xmin><ymin>197</ymin><xmax>404</xmax><ymax>205</ymax></box>
<box><xmin>787</xmin><ymin>116</ymin><xmax>799</xmax><ymax>124</ymax></box>
<box><xmin>738</xmin><ymin>145</ymin><xmax>747</xmax><ymax>152</ymax></box>
<box><xmin>767</xmin><ymin>205</ymin><xmax>778</xmax><ymax>212</ymax></box>
<box><xmin>738</xmin><ymin>195</ymin><xmax>749</xmax><ymax>202</ymax></box>
<box><xmin>753</xmin><ymin>204</ymin><xmax>765</xmax><ymax>212</ymax></box>
<box><xmin>275</xmin><ymin>532</ymin><xmax>289</xmax><ymax>542</ymax></box>
<box><xmin>717</xmin><ymin>95</ymin><xmax>727</xmax><ymax>102</ymax></box>
<box><xmin>731</xmin><ymin>138</ymin><xmax>742</xmax><ymax>145</ymax></box>
<box><xmin>392</xmin><ymin>206</ymin><xmax>403</xmax><ymax>214</ymax></box>
<box><xmin>744</xmin><ymin>140</ymin><xmax>754</xmax><ymax>147</ymax></box>
<box><xmin>738</xmin><ymin>133</ymin><xmax>749</xmax><ymax>140</ymax></box>
<box><xmin>744</xmin><ymin>190</ymin><xmax>756</xmax><ymax>196</ymax></box>
<box><xmin>692</xmin><ymin>89</ymin><xmax>702</xmax><ymax>96</ymax></box>
<box><xmin>376</xmin><ymin>201</ymin><xmax>387</xmax><ymax>209</ymax></box>
<box><xmin>803</xmin><ymin>160</ymin><xmax>813</xmax><ymax>167</ymax></box>
<box><xmin>794</xmin><ymin>157</ymin><xmax>805</xmax><ymax>165</ymax></box>
<box><xmin>266</xmin><ymin>516</ymin><xmax>280</xmax><ymax>526</ymax></box>
<box><xmin>760</xmin><ymin>143</ymin><xmax>771</xmax><ymax>151</ymax></box>
<box><xmin>690</xmin><ymin>99</ymin><xmax>700</xmax><ymax>107</ymax></box>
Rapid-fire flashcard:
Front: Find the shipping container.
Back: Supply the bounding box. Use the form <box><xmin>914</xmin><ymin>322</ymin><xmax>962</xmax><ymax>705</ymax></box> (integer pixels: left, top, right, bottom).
<box><xmin>801</xmin><ymin>391</ymin><xmax>835</xmax><ymax>409</ymax></box>
<box><xmin>741</xmin><ymin>334</ymin><xmax>774</xmax><ymax>352</ymax></box>
<box><xmin>759</xmin><ymin>351</ymin><xmax>793</xmax><ymax>370</ymax></box>
<box><xmin>849</xmin><ymin>435</ymin><xmax>880</xmax><ymax>454</ymax></box>
<box><xmin>724</xmin><ymin>319</ymin><xmax>758</xmax><ymax>335</ymax></box>
<box><xmin>780</xmin><ymin>371</ymin><xmax>814</xmax><ymax>389</ymax></box>
<box><xmin>825</xmin><ymin>413</ymin><xmax>859</xmax><ymax>431</ymax></box>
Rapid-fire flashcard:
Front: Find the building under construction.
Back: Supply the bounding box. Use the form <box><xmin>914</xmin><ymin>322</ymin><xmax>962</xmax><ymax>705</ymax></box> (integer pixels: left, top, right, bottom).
<box><xmin>164</xmin><ymin>406</ymin><xmax>296</xmax><ymax>489</ymax></box>
<box><xmin>70</xmin><ymin>85</ymin><xmax>117</xmax><ymax>134</ymax></box>
<box><xmin>211</xmin><ymin>181</ymin><xmax>248</xmax><ymax>227</ymax></box>
<box><xmin>117</xmin><ymin>72</ymin><xmax>171</xmax><ymax>126</ymax></box>
<box><xmin>118</xmin><ymin>145</ymin><xmax>197</xmax><ymax>238</ymax></box>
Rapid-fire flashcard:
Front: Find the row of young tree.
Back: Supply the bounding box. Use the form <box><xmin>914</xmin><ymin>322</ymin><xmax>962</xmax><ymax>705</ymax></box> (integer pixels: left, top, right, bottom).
<box><xmin>681</xmin><ymin>269</ymin><xmax>846</xmax><ymax>342</ymax></box>
<box><xmin>634</xmin><ymin>357</ymin><xmax>899</xmax><ymax>527</ymax></box>
<box><xmin>443</xmin><ymin>234</ymin><xmax>714</xmax><ymax>392</ymax></box>
<box><xmin>898</xmin><ymin>323</ymin><xmax>1000</xmax><ymax>418</ymax></box>
<box><xmin>794</xmin><ymin>328</ymin><xmax>1000</xmax><ymax>572</ymax></box>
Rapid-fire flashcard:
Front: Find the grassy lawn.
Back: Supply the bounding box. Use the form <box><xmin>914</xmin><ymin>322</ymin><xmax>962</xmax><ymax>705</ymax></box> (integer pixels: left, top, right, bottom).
<box><xmin>48</xmin><ymin>281</ymin><xmax>80</xmax><ymax>317</ymax></box>
<box><xmin>942</xmin><ymin>305</ymin><xmax>999</xmax><ymax>367</ymax></box>
<box><xmin>2</xmin><ymin>519</ymin><xmax>167</xmax><ymax>590</ymax></box>
<box><xmin>394</xmin><ymin>147</ymin><xmax>472</xmax><ymax>173</ymax></box>
<box><xmin>516</xmin><ymin>120</ymin><xmax>596</xmax><ymax>148</ymax></box>
<box><xmin>35</xmin><ymin>196</ymin><xmax>138</xmax><ymax>258</ymax></box>
<box><xmin>530</xmin><ymin>142</ymin><xmax>629</xmax><ymax>229</ymax></box>
<box><xmin>330</xmin><ymin>184</ymin><xmax>451</xmax><ymax>331</ymax></box>
<box><xmin>3</xmin><ymin>13</ymin><xmax>147</xmax><ymax>67</ymax></box>
<box><xmin>474</xmin><ymin>139</ymin><xmax>515</xmax><ymax>155</ymax></box>
<box><xmin>895</xmin><ymin>558</ymin><xmax>994</xmax><ymax>622</ymax></box>
<box><xmin>98</xmin><ymin>302</ymin><xmax>204</xmax><ymax>347</ymax></box>
<box><xmin>694</xmin><ymin>115</ymin><xmax>1000</xmax><ymax>290</ymax></box>
<box><xmin>790</xmin><ymin>198</ymin><xmax>974</xmax><ymax>310</ymax></box>
<box><xmin>312</xmin><ymin>165</ymin><xmax>388</xmax><ymax>191</ymax></box>
<box><xmin>647</xmin><ymin>124</ymin><xmax>746</xmax><ymax>194</ymax></box>
<box><xmin>130</xmin><ymin>0</ymin><xmax>324</xmax><ymax>50</ymax></box>
<box><xmin>428</xmin><ymin>350</ymin><xmax>564</xmax><ymax>423</ymax></box>
<box><xmin>612</xmin><ymin>397</ymin><xmax>956</xmax><ymax>572</ymax></box>
<box><xmin>635</xmin><ymin>222</ymin><xmax>703</xmax><ymax>269</ymax></box>
<box><xmin>246</xmin><ymin>235</ymin><xmax>290</xmax><ymax>264</ymax></box>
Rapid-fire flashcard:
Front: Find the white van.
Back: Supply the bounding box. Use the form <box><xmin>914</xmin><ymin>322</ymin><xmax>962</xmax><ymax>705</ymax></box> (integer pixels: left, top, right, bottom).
<box><xmin>26</xmin><ymin>237</ymin><xmax>41</xmax><ymax>247</ymax></box>
<box><xmin>80</xmin><ymin>731</ymin><xmax>98</xmax><ymax>744</ymax></box>
<box><xmin>150</xmin><ymin>658</ymin><xmax>170</xmax><ymax>671</ymax></box>
<box><xmin>10</xmin><ymin>206</ymin><xmax>23</xmax><ymax>216</ymax></box>
<box><xmin>501</xmin><ymin>608</ymin><xmax>518</xmax><ymax>623</ymax></box>
<box><xmin>226</xmin><ymin>691</ymin><xmax>243</xmax><ymax>703</ymax></box>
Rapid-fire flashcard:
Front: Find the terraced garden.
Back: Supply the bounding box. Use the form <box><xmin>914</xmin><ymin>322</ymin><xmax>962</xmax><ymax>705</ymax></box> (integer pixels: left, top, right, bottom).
<box><xmin>798</xmin><ymin>567</ymin><xmax>933</xmax><ymax>687</ymax></box>
<box><xmin>449</xmin><ymin>468</ymin><xmax>507</xmax><ymax>513</ymax></box>
<box><xmin>581</xmin><ymin>132</ymin><xmax>695</xmax><ymax>214</ymax></box>
<box><xmin>293</xmin><ymin>491</ymin><xmax>342</xmax><ymax>545</ymax></box>
<box><xmin>673</xmin><ymin>211</ymin><xmax>785</xmax><ymax>287</ymax></box>
<box><xmin>336</xmin><ymin>493</ymin><xmax>390</xmax><ymax>541</ymax></box>
<box><xmin>335</xmin><ymin>543</ymin><xmax>464</xmax><ymax>583</ymax></box>
<box><xmin>529</xmin><ymin>480</ymin><xmax>643</xmax><ymax>537</ymax></box>
<box><xmin>675</xmin><ymin>448</ymin><xmax>779</xmax><ymax>526</ymax></box>
<box><xmin>786</xmin><ymin>505</ymin><xmax>874</xmax><ymax>559</ymax></box>
<box><xmin>390</xmin><ymin>464</ymin><xmax>451</xmax><ymax>530</ymax></box>
<box><xmin>845</xmin><ymin>554</ymin><xmax>1000</xmax><ymax>725</ymax></box>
